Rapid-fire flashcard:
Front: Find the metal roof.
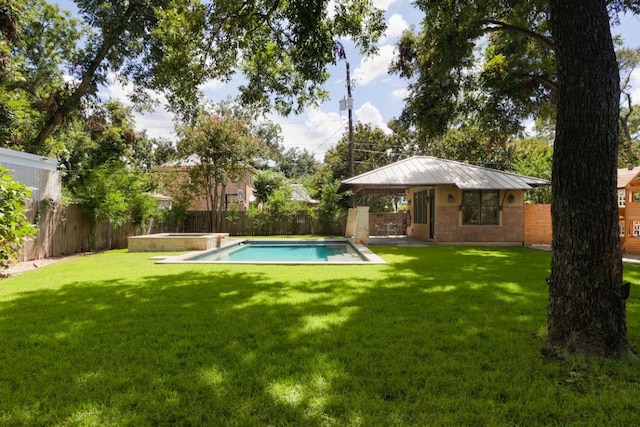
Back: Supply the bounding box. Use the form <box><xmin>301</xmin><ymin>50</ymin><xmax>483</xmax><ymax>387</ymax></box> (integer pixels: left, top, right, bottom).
<box><xmin>290</xmin><ymin>183</ymin><xmax>319</xmax><ymax>204</ymax></box>
<box><xmin>338</xmin><ymin>156</ymin><xmax>550</xmax><ymax>193</ymax></box>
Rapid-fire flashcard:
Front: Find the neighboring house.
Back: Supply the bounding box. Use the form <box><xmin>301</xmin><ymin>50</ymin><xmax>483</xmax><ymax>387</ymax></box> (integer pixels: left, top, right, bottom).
<box><xmin>160</xmin><ymin>155</ymin><xmax>256</xmax><ymax>212</ymax></box>
<box><xmin>338</xmin><ymin>156</ymin><xmax>549</xmax><ymax>244</ymax></box>
<box><xmin>0</xmin><ymin>147</ymin><xmax>61</xmax><ymax>201</ymax></box>
<box><xmin>290</xmin><ymin>183</ymin><xmax>319</xmax><ymax>205</ymax></box>
<box><xmin>617</xmin><ymin>165</ymin><xmax>640</xmax><ymax>254</ymax></box>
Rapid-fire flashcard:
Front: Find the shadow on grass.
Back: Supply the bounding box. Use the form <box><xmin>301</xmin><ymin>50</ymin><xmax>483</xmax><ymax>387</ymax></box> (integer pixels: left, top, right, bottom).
<box><xmin>2</xmin><ymin>248</ymin><xmax>640</xmax><ymax>425</ymax></box>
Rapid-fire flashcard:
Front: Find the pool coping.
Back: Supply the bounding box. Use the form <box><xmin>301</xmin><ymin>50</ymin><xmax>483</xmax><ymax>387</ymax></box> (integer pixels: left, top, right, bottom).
<box><xmin>152</xmin><ymin>237</ymin><xmax>386</xmax><ymax>265</ymax></box>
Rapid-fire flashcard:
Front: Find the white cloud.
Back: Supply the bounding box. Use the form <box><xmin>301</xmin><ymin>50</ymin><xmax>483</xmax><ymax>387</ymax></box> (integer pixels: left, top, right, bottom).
<box><xmin>384</xmin><ymin>13</ymin><xmax>409</xmax><ymax>40</ymax></box>
<box><xmin>373</xmin><ymin>0</ymin><xmax>400</xmax><ymax>11</ymax></box>
<box><xmin>355</xmin><ymin>102</ymin><xmax>391</xmax><ymax>133</ymax></box>
<box><xmin>391</xmin><ymin>86</ymin><xmax>409</xmax><ymax>100</ymax></box>
<box><xmin>630</xmin><ymin>68</ymin><xmax>640</xmax><ymax>104</ymax></box>
<box><xmin>199</xmin><ymin>78</ymin><xmax>225</xmax><ymax>92</ymax></box>
<box><xmin>98</xmin><ymin>74</ymin><xmax>177</xmax><ymax>141</ymax></box>
<box><xmin>270</xmin><ymin>109</ymin><xmax>347</xmax><ymax>161</ymax></box>
<box><xmin>353</xmin><ymin>44</ymin><xmax>396</xmax><ymax>86</ymax></box>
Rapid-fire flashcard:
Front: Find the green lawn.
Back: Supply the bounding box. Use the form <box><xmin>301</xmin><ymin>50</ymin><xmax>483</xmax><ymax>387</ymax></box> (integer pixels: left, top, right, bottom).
<box><xmin>1</xmin><ymin>246</ymin><xmax>640</xmax><ymax>425</ymax></box>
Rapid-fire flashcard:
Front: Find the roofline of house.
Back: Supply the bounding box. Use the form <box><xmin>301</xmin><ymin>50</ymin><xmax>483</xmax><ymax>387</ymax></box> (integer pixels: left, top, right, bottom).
<box><xmin>0</xmin><ymin>147</ymin><xmax>58</xmax><ymax>171</ymax></box>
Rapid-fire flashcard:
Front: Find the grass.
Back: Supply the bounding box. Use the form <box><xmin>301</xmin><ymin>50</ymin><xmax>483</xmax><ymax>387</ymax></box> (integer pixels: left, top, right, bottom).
<box><xmin>1</xmin><ymin>246</ymin><xmax>640</xmax><ymax>425</ymax></box>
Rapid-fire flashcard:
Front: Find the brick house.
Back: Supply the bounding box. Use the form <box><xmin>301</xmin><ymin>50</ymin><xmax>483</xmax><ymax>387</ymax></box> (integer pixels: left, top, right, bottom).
<box><xmin>339</xmin><ymin>156</ymin><xmax>549</xmax><ymax>245</ymax></box>
<box><xmin>618</xmin><ymin>165</ymin><xmax>640</xmax><ymax>254</ymax></box>
<box><xmin>160</xmin><ymin>155</ymin><xmax>256</xmax><ymax>212</ymax></box>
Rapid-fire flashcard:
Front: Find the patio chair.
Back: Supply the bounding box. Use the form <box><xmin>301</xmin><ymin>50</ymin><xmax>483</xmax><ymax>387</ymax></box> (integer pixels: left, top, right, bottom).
<box><xmin>375</xmin><ymin>225</ymin><xmax>387</xmax><ymax>236</ymax></box>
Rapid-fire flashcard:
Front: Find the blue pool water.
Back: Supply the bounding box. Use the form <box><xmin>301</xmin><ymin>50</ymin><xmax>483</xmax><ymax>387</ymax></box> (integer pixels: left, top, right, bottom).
<box><xmin>185</xmin><ymin>239</ymin><xmax>367</xmax><ymax>263</ymax></box>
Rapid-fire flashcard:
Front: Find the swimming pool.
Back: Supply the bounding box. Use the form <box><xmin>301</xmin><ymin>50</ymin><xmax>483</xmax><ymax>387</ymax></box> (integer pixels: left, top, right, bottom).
<box><xmin>155</xmin><ymin>238</ymin><xmax>386</xmax><ymax>265</ymax></box>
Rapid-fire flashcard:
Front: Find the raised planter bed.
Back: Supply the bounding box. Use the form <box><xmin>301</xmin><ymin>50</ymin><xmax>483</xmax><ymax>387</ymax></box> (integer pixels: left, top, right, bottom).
<box><xmin>127</xmin><ymin>233</ymin><xmax>229</xmax><ymax>252</ymax></box>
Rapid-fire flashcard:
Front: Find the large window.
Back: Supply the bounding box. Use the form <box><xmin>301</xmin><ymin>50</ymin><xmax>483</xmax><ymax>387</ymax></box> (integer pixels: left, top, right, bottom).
<box><xmin>461</xmin><ymin>190</ymin><xmax>499</xmax><ymax>225</ymax></box>
<box><xmin>413</xmin><ymin>190</ymin><xmax>429</xmax><ymax>224</ymax></box>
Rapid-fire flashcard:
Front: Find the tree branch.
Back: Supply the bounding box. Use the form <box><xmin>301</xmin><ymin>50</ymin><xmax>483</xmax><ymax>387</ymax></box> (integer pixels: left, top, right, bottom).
<box><xmin>32</xmin><ymin>2</ymin><xmax>139</xmax><ymax>148</ymax></box>
<box><xmin>483</xmin><ymin>19</ymin><xmax>556</xmax><ymax>51</ymax></box>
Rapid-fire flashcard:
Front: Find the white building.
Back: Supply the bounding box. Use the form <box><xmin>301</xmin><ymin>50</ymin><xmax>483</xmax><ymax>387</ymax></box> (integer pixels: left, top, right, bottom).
<box><xmin>0</xmin><ymin>147</ymin><xmax>61</xmax><ymax>201</ymax></box>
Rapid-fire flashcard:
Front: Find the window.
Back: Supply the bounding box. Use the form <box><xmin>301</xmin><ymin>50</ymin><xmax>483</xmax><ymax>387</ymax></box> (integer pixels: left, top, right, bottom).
<box><xmin>618</xmin><ymin>190</ymin><xmax>626</xmax><ymax>207</ymax></box>
<box><xmin>413</xmin><ymin>190</ymin><xmax>429</xmax><ymax>224</ymax></box>
<box><xmin>461</xmin><ymin>190</ymin><xmax>499</xmax><ymax>225</ymax></box>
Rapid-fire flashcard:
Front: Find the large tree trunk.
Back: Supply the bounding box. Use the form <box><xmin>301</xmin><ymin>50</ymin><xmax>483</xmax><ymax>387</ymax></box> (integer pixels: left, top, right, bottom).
<box><xmin>548</xmin><ymin>0</ymin><xmax>631</xmax><ymax>357</ymax></box>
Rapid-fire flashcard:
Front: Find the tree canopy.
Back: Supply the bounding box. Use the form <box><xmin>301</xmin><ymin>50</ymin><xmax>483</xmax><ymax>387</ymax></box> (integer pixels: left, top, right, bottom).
<box><xmin>21</xmin><ymin>0</ymin><xmax>385</xmax><ymax>149</ymax></box>
<box><xmin>394</xmin><ymin>0</ymin><xmax>640</xmax><ymax>357</ymax></box>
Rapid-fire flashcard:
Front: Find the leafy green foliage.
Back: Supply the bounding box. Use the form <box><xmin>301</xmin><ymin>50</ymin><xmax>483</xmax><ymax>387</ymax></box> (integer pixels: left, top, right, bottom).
<box><xmin>510</xmin><ymin>137</ymin><xmax>553</xmax><ymax>203</ymax></box>
<box><xmin>423</xmin><ymin>125</ymin><xmax>516</xmax><ymax>170</ymax></box>
<box><xmin>315</xmin><ymin>177</ymin><xmax>347</xmax><ymax>234</ymax></box>
<box><xmin>618</xmin><ymin>47</ymin><xmax>640</xmax><ymax>167</ymax></box>
<box><xmin>0</xmin><ymin>0</ymin><xmax>85</xmax><ymax>154</ymax></box>
<box><xmin>30</xmin><ymin>0</ymin><xmax>385</xmax><ymax>146</ymax></box>
<box><xmin>253</xmin><ymin>169</ymin><xmax>287</xmax><ymax>205</ymax></box>
<box><xmin>0</xmin><ymin>167</ymin><xmax>37</xmax><ymax>268</ymax></box>
<box><xmin>324</xmin><ymin>122</ymin><xmax>399</xmax><ymax>180</ymax></box>
<box><xmin>258</xmin><ymin>186</ymin><xmax>302</xmax><ymax>234</ymax></box>
<box><xmin>176</xmin><ymin>108</ymin><xmax>262</xmax><ymax>231</ymax></box>
<box><xmin>391</xmin><ymin>0</ymin><xmax>556</xmax><ymax>138</ymax></box>
<box><xmin>277</xmin><ymin>147</ymin><xmax>319</xmax><ymax>179</ymax></box>
<box><xmin>71</xmin><ymin>162</ymin><xmax>155</xmax><ymax>248</ymax></box>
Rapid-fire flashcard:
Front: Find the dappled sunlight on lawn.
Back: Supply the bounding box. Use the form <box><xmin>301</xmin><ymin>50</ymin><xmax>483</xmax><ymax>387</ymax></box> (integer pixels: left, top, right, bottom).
<box><xmin>2</xmin><ymin>248</ymin><xmax>640</xmax><ymax>424</ymax></box>
<box><xmin>296</xmin><ymin>306</ymin><xmax>360</xmax><ymax>335</ymax></box>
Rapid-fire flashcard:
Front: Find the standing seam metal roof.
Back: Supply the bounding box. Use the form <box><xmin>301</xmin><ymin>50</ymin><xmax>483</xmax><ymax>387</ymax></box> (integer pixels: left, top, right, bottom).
<box><xmin>338</xmin><ymin>156</ymin><xmax>550</xmax><ymax>192</ymax></box>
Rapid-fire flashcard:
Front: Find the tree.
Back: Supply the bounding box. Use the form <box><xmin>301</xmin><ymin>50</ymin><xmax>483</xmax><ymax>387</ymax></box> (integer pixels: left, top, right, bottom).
<box><xmin>314</xmin><ymin>174</ymin><xmax>348</xmax><ymax>234</ymax></box>
<box><xmin>547</xmin><ymin>0</ymin><xmax>632</xmax><ymax>357</ymax></box>
<box><xmin>176</xmin><ymin>111</ymin><xmax>261</xmax><ymax>232</ymax></box>
<box><xmin>253</xmin><ymin>169</ymin><xmax>286</xmax><ymax>205</ymax></box>
<box><xmin>277</xmin><ymin>147</ymin><xmax>319</xmax><ymax>179</ymax></box>
<box><xmin>1</xmin><ymin>0</ymin><xmax>84</xmax><ymax>154</ymax></box>
<box><xmin>422</xmin><ymin>125</ymin><xmax>515</xmax><ymax>171</ymax></box>
<box><xmin>31</xmin><ymin>0</ymin><xmax>385</xmax><ymax>148</ymax></box>
<box><xmin>71</xmin><ymin>162</ymin><xmax>155</xmax><ymax>249</ymax></box>
<box><xmin>510</xmin><ymin>137</ymin><xmax>553</xmax><ymax>204</ymax></box>
<box><xmin>0</xmin><ymin>166</ymin><xmax>37</xmax><ymax>269</ymax></box>
<box><xmin>391</xmin><ymin>0</ymin><xmax>557</xmax><ymax>139</ymax></box>
<box><xmin>324</xmin><ymin>122</ymin><xmax>398</xmax><ymax>180</ymax></box>
<box><xmin>393</xmin><ymin>0</ymin><xmax>640</xmax><ymax>357</ymax></box>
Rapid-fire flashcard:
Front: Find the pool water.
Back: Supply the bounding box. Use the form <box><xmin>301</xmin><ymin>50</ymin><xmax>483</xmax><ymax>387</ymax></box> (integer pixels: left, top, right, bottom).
<box><xmin>188</xmin><ymin>240</ymin><xmax>365</xmax><ymax>263</ymax></box>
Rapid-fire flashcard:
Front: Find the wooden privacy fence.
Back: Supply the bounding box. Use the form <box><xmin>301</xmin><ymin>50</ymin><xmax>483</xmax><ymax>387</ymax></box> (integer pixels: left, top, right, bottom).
<box><xmin>18</xmin><ymin>201</ymin><xmax>348</xmax><ymax>261</ymax></box>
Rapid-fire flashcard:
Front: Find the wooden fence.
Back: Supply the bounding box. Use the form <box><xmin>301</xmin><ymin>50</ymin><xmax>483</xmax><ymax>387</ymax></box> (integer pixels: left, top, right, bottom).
<box><xmin>18</xmin><ymin>201</ymin><xmax>348</xmax><ymax>261</ymax></box>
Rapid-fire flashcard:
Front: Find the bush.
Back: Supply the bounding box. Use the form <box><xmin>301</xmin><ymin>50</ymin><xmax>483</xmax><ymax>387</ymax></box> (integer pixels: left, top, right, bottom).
<box><xmin>0</xmin><ymin>167</ymin><xmax>37</xmax><ymax>269</ymax></box>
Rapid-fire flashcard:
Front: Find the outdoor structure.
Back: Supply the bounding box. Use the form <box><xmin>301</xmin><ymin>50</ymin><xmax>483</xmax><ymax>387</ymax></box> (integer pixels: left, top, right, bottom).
<box><xmin>159</xmin><ymin>155</ymin><xmax>256</xmax><ymax>212</ymax></box>
<box><xmin>148</xmin><ymin>193</ymin><xmax>173</xmax><ymax>210</ymax></box>
<box><xmin>290</xmin><ymin>183</ymin><xmax>319</xmax><ymax>205</ymax></box>
<box><xmin>339</xmin><ymin>156</ymin><xmax>549</xmax><ymax>245</ymax></box>
<box><xmin>0</xmin><ymin>147</ymin><xmax>61</xmax><ymax>201</ymax></box>
<box><xmin>617</xmin><ymin>165</ymin><xmax>640</xmax><ymax>254</ymax></box>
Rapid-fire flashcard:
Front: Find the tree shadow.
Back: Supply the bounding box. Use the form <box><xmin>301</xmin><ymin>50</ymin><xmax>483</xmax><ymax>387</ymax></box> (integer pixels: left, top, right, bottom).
<box><xmin>1</xmin><ymin>248</ymin><xmax>640</xmax><ymax>425</ymax></box>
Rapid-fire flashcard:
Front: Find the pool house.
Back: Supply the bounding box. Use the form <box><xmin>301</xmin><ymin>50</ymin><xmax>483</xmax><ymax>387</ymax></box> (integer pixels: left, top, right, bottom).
<box><xmin>338</xmin><ymin>156</ymin><xmax>549</xmax><ymax>245</ymax></box>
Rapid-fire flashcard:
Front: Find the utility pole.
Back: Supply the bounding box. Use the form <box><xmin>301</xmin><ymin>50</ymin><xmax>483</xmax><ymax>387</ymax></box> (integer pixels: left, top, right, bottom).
<box><xmin>346</xmin><ymin>62</ymin><xmax>354</xmax><ymax>178</ymax></box>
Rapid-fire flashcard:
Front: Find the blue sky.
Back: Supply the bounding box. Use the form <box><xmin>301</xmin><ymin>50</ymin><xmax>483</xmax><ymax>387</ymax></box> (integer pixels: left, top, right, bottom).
<box><xmin>52</xmin><ymin>1</ymin><xmax>640</xmax><ymax>161</ymax></box>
